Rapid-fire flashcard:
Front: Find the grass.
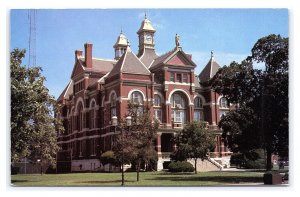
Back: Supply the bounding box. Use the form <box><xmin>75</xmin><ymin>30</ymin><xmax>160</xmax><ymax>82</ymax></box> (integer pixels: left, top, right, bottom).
<box><xmin>11</xmin><ymin>171</ymin><xmax>265</xmax><ymax>187</ymax></box>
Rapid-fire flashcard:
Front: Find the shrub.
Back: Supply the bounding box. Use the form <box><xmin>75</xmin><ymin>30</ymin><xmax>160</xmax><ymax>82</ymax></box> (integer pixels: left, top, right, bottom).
<box><xmin>168</xmin><ymin>161</ymin><xmax>194</xmax><ymax>172</ymax></box>
<box><xmin>243</xmin><ymin>159</ymin><xmax>265</xmax><ymax>169</ymax></box>
<box><xmin>230</xmin><ymin>153</ymin><xmax>244</xmax><ymax>167</ymax></box>
<box><xmin>46</xmin><ymin>165</ymin><xmax>56</xmax><ymax>174</ymax></box>
<box><xmin>163</xmin><ymin>161</ymin><xmax>171</xmax><ymax>169</ymax></box>
<box><xmin>11</xmin><ymin>165</ymin><xmax>19</xmax><ymax>175</ymax></box>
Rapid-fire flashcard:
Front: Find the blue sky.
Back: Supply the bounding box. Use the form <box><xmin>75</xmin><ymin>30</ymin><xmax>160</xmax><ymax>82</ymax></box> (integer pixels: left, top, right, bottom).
<box><xmin>10</xmin><ymin>9</ymin><xmax>288</xmax><ymax>99</ymax></box>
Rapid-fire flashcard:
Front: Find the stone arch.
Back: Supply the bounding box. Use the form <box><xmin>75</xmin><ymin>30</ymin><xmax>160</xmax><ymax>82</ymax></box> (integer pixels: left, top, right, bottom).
<box><xmin>108</xmin><ymin>90</ymin><xmax>117</xmax><ymax>102</ymax></box>
<box><xmin>167</xmin><ymin>89</ymin><xmax>192</xmax><ymax>105</ymax></box>
<box><xmin>89</xmin><ymin>98</ymin><xmax>97</xmax><ymax>108</ymax></box>
<box><xmin>75</xmin><ymin>97</ymin><xmax>84</xmax><ymax>112</ymax></box>
<box><xmin>154</xmin><ymin>91</ymin><xmax>165</xmax><ymax>103</ymax></box>
<box><xmin>127</xmin><ymin>89</ymin><xmax>146</xmax><ymax>101</ymax></box>
<box><xmin>193</xmin><ymin>94</ymin><xmax>206</xmax><ymax>105</ymax></box>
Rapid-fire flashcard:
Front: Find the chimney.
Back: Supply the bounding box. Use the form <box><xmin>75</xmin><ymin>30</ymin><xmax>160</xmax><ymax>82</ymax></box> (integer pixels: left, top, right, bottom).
<box><xmin>84</xmin><ymin>43</ymin><xmax>93</xmax><ymax>68</ymax></box>
<box><xmin>75</xmin><ymin>50</ymin><xmax>83</xmax><ymax>62</ymax></box>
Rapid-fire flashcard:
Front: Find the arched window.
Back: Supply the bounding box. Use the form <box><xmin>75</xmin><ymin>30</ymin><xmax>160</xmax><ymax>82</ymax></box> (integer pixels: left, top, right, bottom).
<box><xmin>131</xmin><ymin>91</ymin><xmax>143</xmax><ymax>105</ymax></box>
<box><xmin>194</xmin><ymin>97</ymin><xmax>204</xmax><ymax>122</ymax></box>
<box><xmin>90</xmin><ymin>101</ymin><xmax>96</xmax><ymax>129</ymax></box>
<box><xmin>77</xmin><ymin>102</ymin><xmax>83</xmax><ymax>131</ymax></box>
<box><xmin>171</xmin><ymin>92</ymin><xmax>187</xmax><ymax>124</ymax></box>
<box><xmin>71</xmin><ymin>108</ymin><xmax>75</xmax><ymax>133</ymax></box>
<box><xmin>153</xmin><ymin>94</ymin><xmax>162</xmax><ymax>123</ymax></box>
<box><xmin>110</xmin><ymin>92</ymin><xmax>117</xmax><ymax>117</ymax></box>
<box><xmin>130</xmin><ymin>91</ymin><xmax>144</xmax><ymax>116</ymax></box>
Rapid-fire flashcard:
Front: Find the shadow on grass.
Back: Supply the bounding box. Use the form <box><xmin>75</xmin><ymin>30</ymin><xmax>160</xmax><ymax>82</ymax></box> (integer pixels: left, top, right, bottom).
<box><xmin>146</xmin><ymin>175</ymin><xmax>263</xmax><ymax>183</ymax></box>
<box><xmin>77</xmin><ymin>180</ymin><xmax>135</xmax><ymax>184</ymax></box>
<box><xmin>11</xmin><ymin>180</ymin><xmax>29</xmax><ymax>183</ymax></box>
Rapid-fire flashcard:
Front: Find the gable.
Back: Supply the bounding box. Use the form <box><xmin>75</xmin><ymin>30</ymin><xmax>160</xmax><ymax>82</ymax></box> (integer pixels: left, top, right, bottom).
<box><xmin>71</xmin><ymin>61</ymin><xmax>85</xmax><ymax>78</ymax></box>
<box><xmin>166</xmin><ymin>53</ymin><xmax>190</xmax><ymax>66</ymax></box>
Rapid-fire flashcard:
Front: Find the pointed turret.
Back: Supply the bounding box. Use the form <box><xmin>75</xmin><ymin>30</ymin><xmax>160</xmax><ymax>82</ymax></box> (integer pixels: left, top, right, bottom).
<box><xmin>198</xmin><ymin>50</ymin><xmax>221</xmax><ymax>83</ymax></box>
<box><xmin>113</xmin><ymin>30</ymin><xmax>129</xmax><ymax>60</ymax></box>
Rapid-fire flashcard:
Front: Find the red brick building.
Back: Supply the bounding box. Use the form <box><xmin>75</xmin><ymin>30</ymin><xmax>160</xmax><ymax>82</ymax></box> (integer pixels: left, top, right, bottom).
<box><xmin>57</xmin><ymin>16</ymin><xmax>232</xmax><ymax>172</ymax></box>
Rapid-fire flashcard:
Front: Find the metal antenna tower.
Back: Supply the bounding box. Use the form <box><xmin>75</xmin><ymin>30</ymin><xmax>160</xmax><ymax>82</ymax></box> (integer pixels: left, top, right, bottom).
<box><xmin>28</xmin><ymin>9</ymin><xmax>37</xmax><ymax>67</ymax></box>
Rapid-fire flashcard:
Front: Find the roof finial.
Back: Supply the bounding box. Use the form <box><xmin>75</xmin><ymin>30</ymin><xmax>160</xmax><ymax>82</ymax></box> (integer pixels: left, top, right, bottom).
<box><xmin>145</xmin><ymin>11</ymin><xmax>147</xmax><ymax>19</ymax></box>
<box><xmin>127</xmin><ymin>39</ymin><xmax>131</xmax><ymax>46</ymax></box>
<box><xmin>175</xmin><ymin>33</ymin><xmax>180</xmax><ymax>48</ymax></box>
<box><xmin>121</xmin><ymin>26</ymin><xmax>123</xmax><ymax>34</ymax></box>
<box><xmin>211</xmin><ymin>50</ymin><xmax>214</xmax><ymax>59</ymax></box>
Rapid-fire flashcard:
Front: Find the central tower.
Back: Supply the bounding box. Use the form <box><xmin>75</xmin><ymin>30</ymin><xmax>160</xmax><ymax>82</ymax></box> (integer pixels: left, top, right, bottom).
<box><xmin>137</xmin><ymin>14</ymin><xmax>156</xmax><ymax>57</ymax></box>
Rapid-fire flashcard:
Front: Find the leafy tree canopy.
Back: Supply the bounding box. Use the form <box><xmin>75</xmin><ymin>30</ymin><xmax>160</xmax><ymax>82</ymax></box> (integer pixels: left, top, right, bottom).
<box><xmin>172</xmin><ymin>121</ymin><xmax>215</xmax><ymax>173</ymax></box>
<box><xmin>210</xmin><ymin>34</ymin><xmax>288</xmax><ymax>170</ymax></box>
<box><xmin>11</xmin><ymin>49</ymin><xmax>64</xmax><ymax>166</ymax></box>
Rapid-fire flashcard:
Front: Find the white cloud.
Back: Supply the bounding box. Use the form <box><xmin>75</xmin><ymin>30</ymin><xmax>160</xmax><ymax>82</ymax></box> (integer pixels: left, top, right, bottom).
<box><xmin>137</xmin><ymin>11</ymin><xmax>166</xmax><ymax>30</ymax></box>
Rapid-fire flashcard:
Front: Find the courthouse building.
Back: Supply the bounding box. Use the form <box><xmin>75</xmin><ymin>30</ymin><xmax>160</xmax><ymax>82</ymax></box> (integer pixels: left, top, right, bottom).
<box><xmin>56</xmin><ymin>15</ymin><xmax>232</xmax><ymax>172</ymax></box>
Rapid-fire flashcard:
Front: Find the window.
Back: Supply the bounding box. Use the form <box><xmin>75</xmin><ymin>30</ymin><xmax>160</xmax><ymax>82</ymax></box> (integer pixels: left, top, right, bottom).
<box><xmin>90</xmin><ymin>138</ymin><xmax>97</xmax><ymax>156</ymax></box>
<box><xmin>131</xmin><ymin>91</ymin><xmax>143</xmax><ymax>105</ymax></box>
<box><xmin>194</xmin><ymin>111</ymin><xmax>204</xmax><ymax>122</ymax></box>
<box><xmin>183</xmin><ymin>73</ymin><xmax>188</xmax><ymax>83</ymax></box>
<box><xmin>74</xmin><ymin>81</ymin><xmax>84</xmax><ymax>94</ymax></box>
<box><xmin>175</xmin><ymin>111</ymin><xmax>181</xmax><ymax>122</ymax></box>
<box><xmin>154</xmin><ymin>94</ymin><xmax>161</xmax><ymax>107</ymax></box>
<box><xmin>153</xmin><ymin>94</ymin><xmax>162</xmax><ymax>123</ymax></box>
<box><xmin>194</xmin><ymin>97</ymin><xmax>204</xmax><ymax>122</ymax></box>
<box><xmin>176</xmin><ymin>73</ymin><xmax>182</xmax><ymax>83</ymax></box>
<box><xmin>194</xmin><ymin>97</ymin><xmax>203</xmax><ymax>108</ymax></box>
<box><xmin>171</xmin><ymin>93</ymin><xmax>186</xmax><ymax>109</ymax></box>
<box><xmin>71</xmin><ymin>141</ymin><xmax>76</xmax><ymax>157</ymax></box>
<box><xmin>79</xmin><ymin>140</ymin><xmax>83</xmax><ymax>157</ymax></box>
<box><xmin>170</xmin><ymin>72</ymin><xmax>175</xmax><ymax>82</ymax></box>
<box><xmin>90</xmin><ymin>101</ymin><xmax>96</xmax><ymax>129</ymax></box>
<box><xmin>220</xmin><ymin>97</ymin><xmax>229</xmax><ymax>108</ymax></box>
<box><xmin>110</xmin><ymin>92</ymin><xmax>117</xmax><ymax>117</ymax></box>
<box><xmin>171</xmin><ymin>92</ymin><xmax>187</xmax><ymax>124</ymax></box>
<box><xmin>220</xmin><ymin>111</ymin><xmax>227</xmax><ymax>118</ymax></box>
<box><xmin>130</xmin><ymin>91</ymin><xmax>144</xmax><ymax>117</ymax></box>
<box><xmin>154</xmin><ymin>109</ymin><xmax>162</xmax><ymax>123</ymax></box>
<box><xmin>77</xmin><ymin>102</ymin><xmax>83</xmax><ymax>131</ymax></box>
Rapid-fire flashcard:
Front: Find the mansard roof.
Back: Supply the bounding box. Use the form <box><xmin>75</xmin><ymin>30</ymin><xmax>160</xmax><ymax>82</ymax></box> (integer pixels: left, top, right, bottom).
<box><xmin>107</xmin><ymin>47</ymin><xmax>151</xmax><ymax>78</ymax></box>
<box><xmin>198</xmin><ymin>54</ymin><xmax>221</xmax><ymax>83</ymax></box>
<box><xmin>139</xmin><ymin>48</ymin><xmax>158</xmax><ymax>68</ymax></box>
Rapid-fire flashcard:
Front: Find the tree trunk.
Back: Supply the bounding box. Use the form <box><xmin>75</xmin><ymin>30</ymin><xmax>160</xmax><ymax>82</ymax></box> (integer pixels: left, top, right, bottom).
<box><xmin>266</xmin><ymin>148</ymin><xmax>272</xmax><ymax>171</ymax></box>
<box><xmin>137</xmin><ymin>159</ymin><xmax>141</xmax><ymax>182</ymax></box>
<box><xmin>194</xmin><ymin>159</ymin><xmax>197</xmax><ymax>174</ymax></box>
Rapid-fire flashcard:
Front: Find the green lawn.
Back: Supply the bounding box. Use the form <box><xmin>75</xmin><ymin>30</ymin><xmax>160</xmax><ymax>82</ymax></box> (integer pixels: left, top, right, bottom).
<box><xmin>11</xmin><ymin>171</ymin><xmax>265</xmax><ymax>186</ymax></box>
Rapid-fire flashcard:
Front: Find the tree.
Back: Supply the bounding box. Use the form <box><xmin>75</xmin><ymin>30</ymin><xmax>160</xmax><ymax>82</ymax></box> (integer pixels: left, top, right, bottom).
<box><xmin>210</xmin><ymin>34</ymin><xmax>288</xmax><ymax>171</ymax></box>
<box><xmin>100</xmin><ymin>151</ymin><xmax>117</xmax><ymax>172</ymax></box>
<box><xmin>11</xmin><ymin>49</ymin><xmax>63</xmax><ymax>169</ymax></box>
<box><xmin>172</xmin><ymin>122</ymin><xmax>215</xmax><ymax>174</ymax></box>
<box><xmin>113</xmin><ymin>102</ymin><xmax>159</xmax><ymax>181</ymax></box>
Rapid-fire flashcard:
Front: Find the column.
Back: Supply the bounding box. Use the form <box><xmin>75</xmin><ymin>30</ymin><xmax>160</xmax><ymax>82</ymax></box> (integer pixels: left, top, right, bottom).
<box><xmin>156</xmin><ymin>132</ymin><xmax>163</xmax><ymax>171</ymax></box>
